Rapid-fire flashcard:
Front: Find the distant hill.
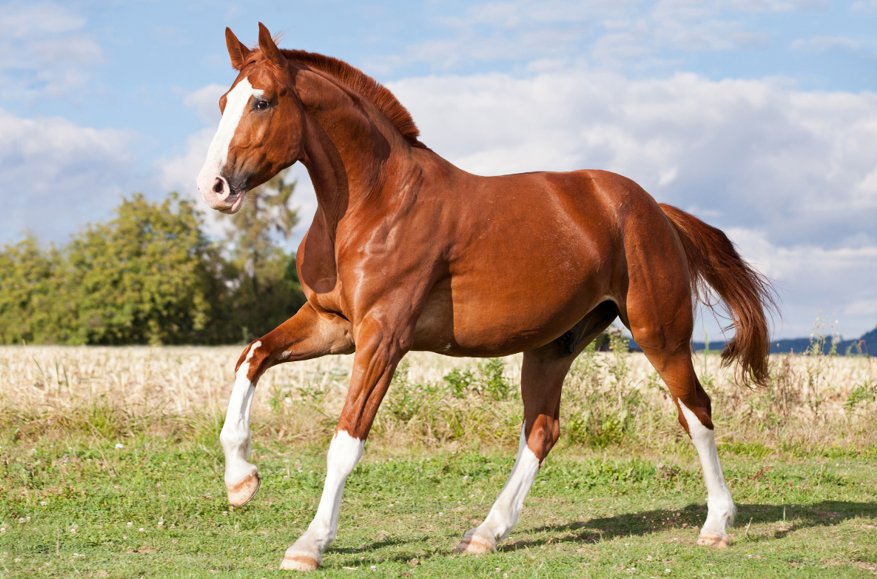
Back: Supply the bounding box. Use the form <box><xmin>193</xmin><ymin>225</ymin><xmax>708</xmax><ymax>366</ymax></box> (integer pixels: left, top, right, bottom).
<box><xmin>692</xmin><ymin>327</ymin><xmax>877</xmax><ymax>356</ymax></box>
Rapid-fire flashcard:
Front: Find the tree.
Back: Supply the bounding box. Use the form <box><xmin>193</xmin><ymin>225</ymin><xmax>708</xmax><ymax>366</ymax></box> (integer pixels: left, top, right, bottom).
<box><xmin>63</xmin><ymin>192</ymin><xmax>227</xmax><ymax>345</ymax></box>
<box><xmin>0</xmin><ymin>234</ymin><xmax>67</xmax><ymax>344</ymax></box>
<box><xmin>224</xmin><ymin>169</ymin><xmax>306</xmax><ymax>340</ymax></box>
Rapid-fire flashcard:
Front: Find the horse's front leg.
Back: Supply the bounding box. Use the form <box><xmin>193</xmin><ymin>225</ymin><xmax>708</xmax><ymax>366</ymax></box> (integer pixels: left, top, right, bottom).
<box><xmin>221</xmin><ymin>304</ymin><xmax>353</xmax><ymax>506</ymax></box>
<box><xmin>280</xmin><ymin>313</ymin><xmax>411</xmax><ymax>571</ymax></box>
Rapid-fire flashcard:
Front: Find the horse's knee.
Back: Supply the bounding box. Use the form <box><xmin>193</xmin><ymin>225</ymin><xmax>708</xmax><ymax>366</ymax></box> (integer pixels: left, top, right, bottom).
<box><xmin>234</xmin><ymin>340</ymin><xmax>269</xmax><ymax>380</ymax></box>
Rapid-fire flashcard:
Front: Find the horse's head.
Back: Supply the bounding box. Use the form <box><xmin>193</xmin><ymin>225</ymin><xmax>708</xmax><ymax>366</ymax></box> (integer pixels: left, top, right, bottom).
<box><xmin>197</xmin><ymin>23</ymin><xmax>304</xmax><ymax>214</ymax></box>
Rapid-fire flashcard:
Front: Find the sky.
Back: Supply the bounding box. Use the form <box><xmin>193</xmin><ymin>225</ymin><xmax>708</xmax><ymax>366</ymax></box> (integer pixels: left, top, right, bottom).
<box><xmin>2</xmin><ymin>0</ymin><xmax>876</xmax><ymax>341</ymax></box>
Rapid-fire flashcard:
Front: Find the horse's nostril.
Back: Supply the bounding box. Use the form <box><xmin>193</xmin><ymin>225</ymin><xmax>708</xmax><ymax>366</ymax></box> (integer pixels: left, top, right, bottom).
<box><xmin>213</xmin><ymin>178</ymin><xmax>224</xmax><ymax>194</ymax></box>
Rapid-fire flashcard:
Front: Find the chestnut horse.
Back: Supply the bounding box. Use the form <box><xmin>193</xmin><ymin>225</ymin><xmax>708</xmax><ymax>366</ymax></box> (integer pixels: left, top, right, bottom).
<box><xmin>196</xmin><ymin>24</ymin><xmax>774</xmax><ymax>571</ymax></box>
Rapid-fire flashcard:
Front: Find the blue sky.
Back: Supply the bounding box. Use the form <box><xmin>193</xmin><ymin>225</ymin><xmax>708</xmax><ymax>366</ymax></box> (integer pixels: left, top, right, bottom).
<box><xmin>2</xmin><ymin>0</ymin><xmax>876</xmax><ymax>340</ymax></box>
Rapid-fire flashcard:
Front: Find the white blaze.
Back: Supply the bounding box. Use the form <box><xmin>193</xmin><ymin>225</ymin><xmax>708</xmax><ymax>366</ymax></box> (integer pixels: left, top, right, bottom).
<box><xmin>197</xmin><ymin>78</ymin><xmax>263</xmax><ymax>191</ymax></box>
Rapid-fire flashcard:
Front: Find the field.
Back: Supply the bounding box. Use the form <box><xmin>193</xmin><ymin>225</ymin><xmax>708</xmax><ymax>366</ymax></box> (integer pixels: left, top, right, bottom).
<box><xmin>0</xmin><ymin>345</ymin><xmax>875</xmax><ymax>577</ymax></box>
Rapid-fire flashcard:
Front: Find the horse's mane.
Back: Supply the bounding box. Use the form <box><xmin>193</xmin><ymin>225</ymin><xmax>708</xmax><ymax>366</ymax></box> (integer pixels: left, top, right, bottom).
<box><xmin>281</xmin><ymin>49</ymin><xmax>427</xmax><ymax>149</ymax></box>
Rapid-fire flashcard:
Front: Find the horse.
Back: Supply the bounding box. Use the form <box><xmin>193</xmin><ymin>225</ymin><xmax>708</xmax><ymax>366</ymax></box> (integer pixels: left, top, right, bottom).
<box><xmin>196</xmin><ymin>23</ymin><xmax>775</xmax><ymax>572</ymax></box>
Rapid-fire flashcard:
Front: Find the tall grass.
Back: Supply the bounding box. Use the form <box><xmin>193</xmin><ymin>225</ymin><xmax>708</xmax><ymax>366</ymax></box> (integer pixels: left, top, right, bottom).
<box><xmin>0</xmin><ymin>339</ymin><xmax>874</xmax><ymax>456</ymax></box>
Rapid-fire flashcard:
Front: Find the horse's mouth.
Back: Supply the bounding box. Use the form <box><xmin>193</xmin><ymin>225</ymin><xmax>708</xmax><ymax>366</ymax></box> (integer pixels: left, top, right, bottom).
<box><xmin>216</xmin><ymin>190</ymin><xmax>247</xmax><ymax>214</ymax></box>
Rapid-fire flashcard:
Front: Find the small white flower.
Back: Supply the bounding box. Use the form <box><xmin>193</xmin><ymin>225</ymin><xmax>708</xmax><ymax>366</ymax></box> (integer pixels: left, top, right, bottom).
<box><xmin>69</xmin><ymin>528</ymin><xmax>76</xmax><ymax>534</ymax></box>
<box><xmin>115</xmin><ymin>443</ymin><xmax>124</xmax><ymax>449</ymax></box>
<box><xmin>665</xmin><ymin>570</ymin><xmax>671</xmax><ymax>574</ymax></box>
<box><xmin>127</xmin><ymin>522</ymin><xmax>133</xmax><ymax>527</ymax></box>
<box><xmin>40</xmin><ymin>501</ymin><xmax>47</xmax><ymax>506</ymax></box>
<box><xmin>138</xmin><ymin>528</ymin><xmax>144</xmax><ymax>533</ymax></box>
<box><xmin>18</xmin><ymin>518</ymin><xmax>24</xmax><ymax>524</ymax></box>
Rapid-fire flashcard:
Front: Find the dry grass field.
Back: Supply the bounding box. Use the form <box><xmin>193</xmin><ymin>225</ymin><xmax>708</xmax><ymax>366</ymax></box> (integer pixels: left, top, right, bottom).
<box><xmin>1</xmin><ymin>343</ymin><xmax>874</xmax><ymax>456</ymax></box>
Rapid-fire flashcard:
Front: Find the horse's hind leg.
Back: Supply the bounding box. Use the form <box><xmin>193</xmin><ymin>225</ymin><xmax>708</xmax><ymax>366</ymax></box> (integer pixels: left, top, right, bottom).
<box><xmin>627</xmin><ymin>300</ymin><xmax>735</xmax><ymax>547</ymax></box>
<box><xmin>221</xmin><ymin>304</ymin><xmax>353</xmax><ymax>506</ymax></box>
<box><xmin>455</xmin><ymin>303</ymin><xmax>616</xmax><ymax>554</ymax></box>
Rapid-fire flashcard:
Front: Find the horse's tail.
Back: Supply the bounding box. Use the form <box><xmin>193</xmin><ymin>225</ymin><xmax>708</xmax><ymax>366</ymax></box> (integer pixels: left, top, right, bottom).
<box><xmin>659</xmin><ymin>203</ymin><xmax>777</xmax><ymax>386</ymax></box>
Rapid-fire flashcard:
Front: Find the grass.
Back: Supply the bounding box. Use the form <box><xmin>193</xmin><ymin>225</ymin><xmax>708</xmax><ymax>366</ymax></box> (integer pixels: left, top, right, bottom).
<box><xmin>0</xmin><ymin>437</ymin><xmax>875</xmax><ymax>578</ymax></box>
<box><xmin>0</xmin><ymin>343</ymin><xmax>875</xmax><ymax>576</ymax></box>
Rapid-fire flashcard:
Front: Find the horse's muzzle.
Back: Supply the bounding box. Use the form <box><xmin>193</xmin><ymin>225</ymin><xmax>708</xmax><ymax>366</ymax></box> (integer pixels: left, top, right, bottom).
<box><xmin>197</xmin><ymin>172</ymin><xmax>247</xmax><ymax>213</ymax></box>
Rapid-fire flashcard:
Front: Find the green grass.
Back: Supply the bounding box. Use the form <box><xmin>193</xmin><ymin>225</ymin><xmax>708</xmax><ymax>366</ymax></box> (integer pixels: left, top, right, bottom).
<box><xmin>1</xmin><ymin>434</ymin><xmax>875</xmax><ymax>578</ymax></box>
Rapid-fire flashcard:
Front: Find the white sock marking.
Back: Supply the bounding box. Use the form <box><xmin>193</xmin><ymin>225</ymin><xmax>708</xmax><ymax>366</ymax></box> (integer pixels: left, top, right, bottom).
<box><xmin>197</xmin><ymin>78</ymin><xmax>264</xmax><ymax>191</ymax></box>
<box><xmin>288</xmin><ymin>431</ymin><xmax>364</xmax><ymax>560</ymax></box>
<box><xmin>678</xmin><ymin>400</ymin><xmax>736</xmax><ymax>536</ymax></box>
<box><xmin>475</xmin><ymin>423</ymin><xmax>541</xmax><ymax>543</ymax></box>
<box><xmin>220</xmin><ymin>341</ymin><xmax>261</xmax><ymax>485</ymax></box>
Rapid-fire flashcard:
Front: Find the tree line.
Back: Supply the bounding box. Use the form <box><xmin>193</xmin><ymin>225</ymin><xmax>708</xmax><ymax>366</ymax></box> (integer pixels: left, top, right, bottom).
<box><xmin>0</xmin><ymin>171</ymin><xmax>306</xmax><ymax>345</ymax></box>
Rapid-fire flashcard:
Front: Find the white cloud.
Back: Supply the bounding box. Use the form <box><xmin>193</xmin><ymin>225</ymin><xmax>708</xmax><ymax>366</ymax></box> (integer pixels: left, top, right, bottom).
<box><xmin>0</xmin><ymin>2</ymin><xmax>102</xmax><ymax>101</ymax></box>
<box><xmin>851</xmin><ymin>0</ymin><xmax>877</xmax><ymax>12</ymax></box>
<box><xmin>0</xmin><ymin>1</ymin><xmax>86</xmax><ymax>36</ymax></box>
<box><xmin>157</xmin><ymin>126</ymin><xmax>216</xmax><ymax>197</ymax></box>
<box><xmin>369</xmin><ymin>0</ymin><xmax>820</xmax><ymax>74</ymax></box>
<box><xmin>729</xmin><ymin>228</ymin><xmax>877</xmax><ymax>337</ymax></box>
<box><xmin>719</xmin><ymin>0</ymin><xmax>830</xmax><ymax>12</ymax></box>
<box><xmin>183</xmin><ymin>84</ymin><xmax>227</xmax><ymax>125</ymax></box>
<box><xmin>0</xmin><ymin>108</ymin><xmax>137</xmax><ymax>244</ymax></box>
<box><xmin>790</xmin><ymin>36</ymin><xmax>861</xmax><ymax>53</ymax></box>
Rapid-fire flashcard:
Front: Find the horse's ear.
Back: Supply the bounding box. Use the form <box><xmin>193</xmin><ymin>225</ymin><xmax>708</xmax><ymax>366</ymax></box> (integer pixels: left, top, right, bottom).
<box><xmin>258</xmin><ymin>22</ymin><xmax>286</xmax><ymax>67</ymax></box>
<box><xmin>225</xmin><ymin>27</ymin><xmax>251</xmax><ymax>70</ymax></box>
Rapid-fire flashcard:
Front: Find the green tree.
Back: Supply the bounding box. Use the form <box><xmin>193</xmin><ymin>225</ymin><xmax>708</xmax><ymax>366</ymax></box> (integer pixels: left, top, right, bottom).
<box><xmin>64</xmin><ymin>192</ymin><xmax>227</xmax><ymax>345</ymax></box>
<box><xmin>0</xmin><ymin>234</ymin><xmax>68</xmax><ymax>344</ymax></box>
<box><xmin>224</xmin><ymin>169</ymin><xmax>306</xmax><ymax>340</ymax></box>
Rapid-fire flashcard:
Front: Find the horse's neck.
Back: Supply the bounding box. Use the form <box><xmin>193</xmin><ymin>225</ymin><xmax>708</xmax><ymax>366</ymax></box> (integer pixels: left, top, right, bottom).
<box><xmin>298</xmin><ymin>73</ymin><xmax>412</xmax><ymax>235</ymax></box>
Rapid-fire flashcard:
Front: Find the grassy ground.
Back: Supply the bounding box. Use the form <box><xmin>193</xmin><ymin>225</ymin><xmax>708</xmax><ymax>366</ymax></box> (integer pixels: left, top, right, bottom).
<box><xmin>0</xmin><ymin>434</ymin><xmax>875</xmax><ymax>578</ymax></box>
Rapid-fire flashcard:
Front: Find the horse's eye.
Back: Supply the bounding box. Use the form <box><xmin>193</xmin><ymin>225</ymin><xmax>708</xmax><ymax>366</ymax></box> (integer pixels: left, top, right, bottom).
<box><xmin>255</xmin><ymin>100</ymin><xmax>270</xmax><ymax>110</ymax></box>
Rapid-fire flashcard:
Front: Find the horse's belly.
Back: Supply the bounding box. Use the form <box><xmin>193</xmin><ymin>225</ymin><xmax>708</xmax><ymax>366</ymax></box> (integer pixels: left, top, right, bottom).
<box><xmin>412</xmin><ymin>264</ymin><xmax>610</xmax><ymax>357</ymax></box>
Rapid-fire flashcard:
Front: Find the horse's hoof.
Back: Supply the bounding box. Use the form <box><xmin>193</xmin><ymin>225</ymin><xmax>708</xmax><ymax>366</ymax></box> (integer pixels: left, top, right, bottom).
<box><xmin>697</xmin><ymin>531</ymin><xmax>730</xmax><ymax>548</ymax></box>
<box><xmin>226</xmin><ymin>471</ymin><xmax>260</xmax><ymax>507</ymax></box>
<box><xmin>454</xmin><ymin>529</ymin><xmax>496</xmax><ymax>554</ymax></box>
<box><xmin>280</xmin><ymin>552</ymin><xmax>320</xmax><ymax>571</ymax></box>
